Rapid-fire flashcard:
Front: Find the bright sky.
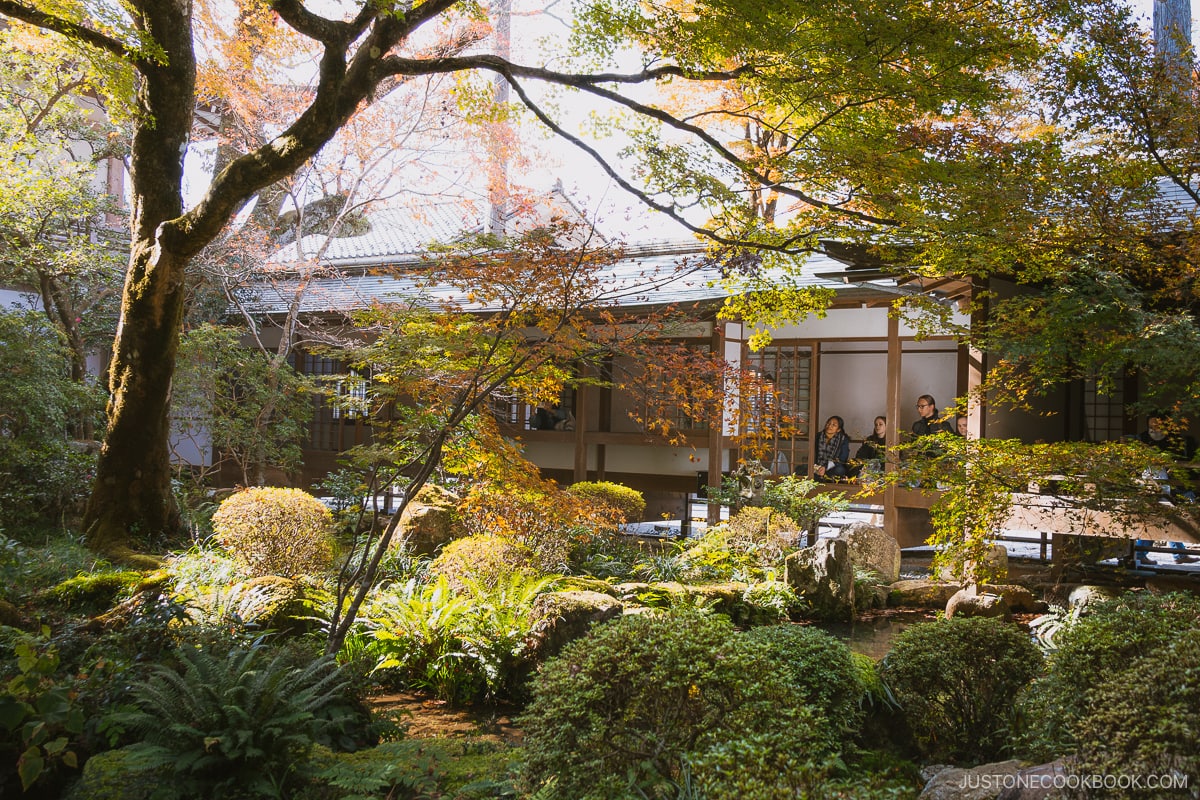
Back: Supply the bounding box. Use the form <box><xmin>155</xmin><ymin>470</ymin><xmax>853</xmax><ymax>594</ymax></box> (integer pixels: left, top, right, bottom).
<box><xmin>183</xmin><ymin>0</ymin><xmax>1193</xmax><ymax>247</ymax></box>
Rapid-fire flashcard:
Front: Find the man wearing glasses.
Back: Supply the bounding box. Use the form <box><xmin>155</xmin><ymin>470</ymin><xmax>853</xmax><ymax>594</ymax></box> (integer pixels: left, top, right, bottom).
<box><xmin>911</xmin><ymin>395</ymin><xmax>954</xmax><ymax>437</ymax></box>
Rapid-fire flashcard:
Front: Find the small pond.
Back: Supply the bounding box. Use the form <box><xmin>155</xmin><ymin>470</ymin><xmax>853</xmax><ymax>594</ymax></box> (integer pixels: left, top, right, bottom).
<box><xmin>810</xmin><ymin>609</ymin><xmax>940</xmax><ymax>660</ymax></box>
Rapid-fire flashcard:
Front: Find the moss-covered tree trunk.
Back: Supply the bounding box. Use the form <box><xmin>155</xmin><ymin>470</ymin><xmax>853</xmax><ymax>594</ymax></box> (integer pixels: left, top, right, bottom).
<box><xmin>82</xmin><ymin>1</ymin><xmax>196</xmax><ymax>555</ymax></box>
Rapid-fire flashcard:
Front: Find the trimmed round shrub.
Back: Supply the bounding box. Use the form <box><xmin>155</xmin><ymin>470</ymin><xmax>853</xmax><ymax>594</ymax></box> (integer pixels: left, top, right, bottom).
<box><xmin>517</xmin><ymin>610</ymin><xmax>836</xmax><ymax>800</ymax></box>
<box><xmin>743</xmin><ymin>624</ymin><xmax>864</xmax><ymax>742</ymax></box>
<box><xmin>1067</xmin><ymin>628</ymin><xmax>1200</xmax><ymax>798</ymax></box>
<box><xmin>1017</xmin><ymin>591</ymin><xmax>1200</xmax><ymax>761</ymax></box>
<box><xmin>565</xmin><ymin>481</ymin><xmax>646</xmax><ymax>523</ymax></box>
<box><xmin>880</xmin><ymin>616</ymin><xmax>1042</xmax><ymax>762</ymax></box>
<box><xmin>427</xmin><ymin>534</ymin><xmax>538</xmax><ymax>590</ymax></box>
<box><xmin>211</xmin><ymin>487</ymin><xmax>334</xmax><ymax>578</ymax></box>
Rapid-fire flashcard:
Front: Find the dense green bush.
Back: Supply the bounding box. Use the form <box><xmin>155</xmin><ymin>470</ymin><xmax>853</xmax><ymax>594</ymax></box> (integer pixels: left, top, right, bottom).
<box><xmin>743</xmin><ymin>624</ymin><xmax>864</xmax><ymax>743</ymax></box>
<box><xmin>1017</xmin><ymin>591</ymin><xmax>1200</xmax><ymax>761</ymax></box>
<box><xmin>0</xmin><ymin>310</ymin><xmax>101</xmax><ymax>530</ymax></box>
<box><xmin>1066</xmin><ymin>628</ymin><xmax>1200</xmax><ymax>798</ymax></box>
<box><xmin>427</xmin><ymin>534</ymin><xmax>537</xmax><ymax>589</ymax></box>
<box><xmin>211</xmin><ymin>487</ymin><xmax>334</xmax><ymax>577</ymax></box>
<box><xmin>565</xmin><ymin>481</ymin><xmax>647</xmax><ymax>523</ymax></box>
<box><xmin>880</xmin><ymin>616</ymin><xmax>1042</xmax><ymax>762</ymax></box>
<box><xmin>0</xmin><ymin>637</ymin><xmax>87</xmax><ymax>796</ymax></box>
<box><xmin>109</xmin><ymin>641</ymin><xmax>357</xmax><ymax>799</ymax></box>
<box><xmin>517</xmin><ymin>610</ymin><xmax>835</xmax><ymax>800</ymax></box>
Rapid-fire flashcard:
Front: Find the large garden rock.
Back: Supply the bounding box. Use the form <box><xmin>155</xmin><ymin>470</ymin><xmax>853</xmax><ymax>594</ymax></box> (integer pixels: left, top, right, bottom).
<box><xmin>887</xmin><ymin>579</ymin><xmax>961</xmax><ymax>608</ymax></box>
<box><xmin>996</xmin><ymin>760</ymin><xmax>1070</xmax><ymax>800</ymax></box>
<box><xmin>524</xmin><ymin>590</ymin><xmax>624</xmax><ymax>663</ymax></box>
<box><xmin>839</xmin><ymin>523</ymin><xmax>901</xmax><ymax>582</ymax></box>
<box><xmin>395</xmin><ymin>485</ymin><xmax>460</xmax><ymax>555</ymax></box>
<box><xmin>65</xmin><ymin>747</ymin><xmax>158</xmax><ymax>800</ymax></box>
<box><xmin>919</xmin><ymin>760</ymin><xmax>1024</xmax><ymax>800</ymax></box>
<box><xmin>945</xmin><ymin>586</ymin><xmax>1012</xmax><ymax>620</ymax></box>
<box><xmin>0</xmin><ymin>598</ymin><xmax>26</xmax><ymax>629</ymax></box>
<box><xmin>785</xmin><ymin>537</ymin><xmax>855</xmax><ymax>620</ymax></box>
<box><xmin>986</xmin><ymin>584</ymin><xmax>1047</xmax><ymax>614</ymax></box>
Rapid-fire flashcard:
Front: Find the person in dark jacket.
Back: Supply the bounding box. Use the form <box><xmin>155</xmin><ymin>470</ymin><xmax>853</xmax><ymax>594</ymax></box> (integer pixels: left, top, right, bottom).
<box><xmin>849</xmin><ymin>415</ymin><xmax>887</xmax><ymax>479</ymax></box>
<box><xmin>911</xmin><ymin>395</ymin><xmax>954</xmax><ymax>437</ymax></box>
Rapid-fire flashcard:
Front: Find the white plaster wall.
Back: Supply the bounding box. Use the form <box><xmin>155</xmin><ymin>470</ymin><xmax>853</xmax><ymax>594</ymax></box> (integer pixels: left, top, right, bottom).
<box><xmin>519</xmin><ymin>442</ymin><xmax>710</xmax><ymax>476</ymax></box>
<box><xmin>604</xmin><ymin>445</ymin><xmax>709</xmax><ymax>476</ymax></box>
<box><xmin>817</xmin><ymin>349</ymin><xmax>959</xmax><ymax>441</ymax></box>
<box><xmin>818</xmin><ymin>352</ymin><xmax>888</xmax><ymax>440</ymax></box>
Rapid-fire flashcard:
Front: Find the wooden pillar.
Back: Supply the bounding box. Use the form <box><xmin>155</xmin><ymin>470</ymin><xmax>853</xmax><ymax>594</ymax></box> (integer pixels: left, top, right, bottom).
<box><xmin>962</xmin><ymin>281</ymin><xmax>984</xmax><ymax>438</ymax></box>
<box><xmin>708</xmin><ymin>323</ymin><xmax>725</xmax><ymax>525</ymax></box>
<box><xmin>574</xmin><ymin>371</ymin><xmax>590</xmax><ymax>482</ymax></box>
<box><xmin>884</xmin><ymin>313</ymin><xmax>902</xmax><ymax>538</ymax></box>
<box><xmin>597</xmin><ymin>357</ymin><xmax>612</xmax><ymax>480</ymax></box>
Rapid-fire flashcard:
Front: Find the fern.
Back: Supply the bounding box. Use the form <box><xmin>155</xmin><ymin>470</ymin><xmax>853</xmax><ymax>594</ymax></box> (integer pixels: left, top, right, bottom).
<box><xmin>110</xmin><ymin>641</ymin><xmax>354</xmax><ymax>798</ymax></box>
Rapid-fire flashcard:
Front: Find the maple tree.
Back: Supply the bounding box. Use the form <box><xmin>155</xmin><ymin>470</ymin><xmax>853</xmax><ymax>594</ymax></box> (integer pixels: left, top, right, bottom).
<box><xmin>319</xmin><ymin>220</ymin><xmax>739</xmax><ymax>652</ymax></box>
<box><xmin>0</xmin><ymin>0</ymin><xmax>1054</xmax><ymax>555</ymax></box>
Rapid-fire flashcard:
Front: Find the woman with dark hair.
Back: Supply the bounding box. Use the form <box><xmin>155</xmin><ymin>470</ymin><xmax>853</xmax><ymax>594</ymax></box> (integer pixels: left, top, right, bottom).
<box><xmin>849</xmin><ymin>415</ymin><xmax>887</xmax><ymax>479</ymax></box>
<box><xmin>814</xmin><ymin>415</ymin><xmax>850</xmax><ymax>481</ymax></box>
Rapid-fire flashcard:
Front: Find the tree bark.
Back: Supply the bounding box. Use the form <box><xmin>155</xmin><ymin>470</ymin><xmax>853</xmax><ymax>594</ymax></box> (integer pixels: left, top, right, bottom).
<box><xmin>82</xmin><ymin>0</ymin><xmax>196</xmax><ymax>554</ymax></box>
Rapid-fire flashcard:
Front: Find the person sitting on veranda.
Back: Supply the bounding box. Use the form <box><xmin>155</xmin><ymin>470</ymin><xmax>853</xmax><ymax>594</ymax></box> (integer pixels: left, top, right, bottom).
<box><xmin>814</xmin><ymin>415</ymin><xmax>851</xmax><ymax>482</ymax></box>
<box><xmin>530</xmin><ymin>404</ymin><xmax>557</xmax><ymax>430</ymax></box>
<box><xmin>911</xmin><ymin>395</ymin><xmax>955</xmax><ymax>438</ymax></box>
<box><xmin>849</xmin><ymin>415</ymin><xmax>887</xmax><ymax>479</ymax></box>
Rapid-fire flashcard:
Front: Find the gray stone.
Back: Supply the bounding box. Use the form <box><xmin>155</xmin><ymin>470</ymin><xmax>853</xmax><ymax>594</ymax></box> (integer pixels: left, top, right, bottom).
<box><xmin>395</xmin><ymin>485</ymin><xmax>460</xmax><ymax>555</ymax></box>
<box><xmin>1067</xmin><ymin>584</ymin><xmax>1122</xmax><ymax>613</ymax></box>
<box><xmin>785</xmin><ymin>537</ymin><xmax>855</xmax><ymax>620</ymax></box>
<box><xmin>987</xmin><ymin>584</ymin><xmax>1048</xmax><ymax>614</ymax></box>
<box><xmin>888</xmin><ymin>578</ymin><xmax>962</xmax><ymax>608</ymax></box>
<box><xmin>945</xmin><ymin>586</ymin><xmax>1012</xmax><ymax>620</ymax></box>
<box><xmin>919</xmin><ymin>760</ymin><xmax>1025</xmax><ymax>800</ymax></box>
<box><xmin>996</xmin><ymin>760</ymin><xmax>1070</xmax><ymax>800</ymax></box>
<box><xmin>525</xmin><ymin>590</ymin><xmax>624</xmax><ymax>663</ymax></box>
<box><xmin>840</xmin><ymin>523</ymin><xmax>902</xmax><ymax>582</ymax></box>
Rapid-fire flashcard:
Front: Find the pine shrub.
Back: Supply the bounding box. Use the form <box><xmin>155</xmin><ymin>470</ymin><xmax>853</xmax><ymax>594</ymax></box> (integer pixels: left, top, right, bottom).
<box><xmin>427</xmin><ymin>534</ymin><xmax>537</xmax><ymax>590</ymax></box>
<box><xmin>517</xmin><ymin>610</ymin><xmax>835</xmax><ymax>800</ymax></box>
<box><xmin>211</xmin><ymin>487</ymin><xmax>334</xmax><ymax>577</ymax></box>
<box><xmin>1067</xmin><ymin>629</ymin><xmax>1200</xmax><ymax>798</ymax></box>
<box><xmin>743</xmin><ymin>624</ymin><xmax>864</xmax><ymax>742</ymax></box>
<box><xmin>1017</xmin><ymin>591</ymin><xmax>1200</xmax><ymax>761</ymax></box>
<box><xmin>880</xmin><ymin>616</ymin><xmax>1042</xmax><ymax>762</ymax></box>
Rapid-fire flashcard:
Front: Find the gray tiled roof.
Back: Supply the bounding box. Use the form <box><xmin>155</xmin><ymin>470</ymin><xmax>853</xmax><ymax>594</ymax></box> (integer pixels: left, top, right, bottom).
<box><xmin>271</xmin><ymin>203</ymin><xmax>482</xmax><ymax>266</ymax></box>
<box><xmin>244</xmin><ymin>191</ymin><xmax>903</xmax><ymax>316</ymax></box>
<box><xmin>240</xmin><ymin>238</ymin><xmax>868</xmax><ymax>315</ymax></box>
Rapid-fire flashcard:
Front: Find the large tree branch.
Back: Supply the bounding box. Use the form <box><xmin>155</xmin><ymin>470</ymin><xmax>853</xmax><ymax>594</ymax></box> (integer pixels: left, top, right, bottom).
<box><xmin>0</xmin><ymin>0</ymin><xmax>145</xmax><ymax>64</ymax></box>
<box><xmin>383</xmin><ymin>53</ymin><xmax>896</xmax><ymax>227</ymax></box>
<box><xmin>271</xmin><ymin>0</ymin><xmax>364</xmax><ymax>45</ymax></box>
<box><xmin>503</xmin><ymin>76</ymin><xmax>819</xmax><ymax>255</ymax></box>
